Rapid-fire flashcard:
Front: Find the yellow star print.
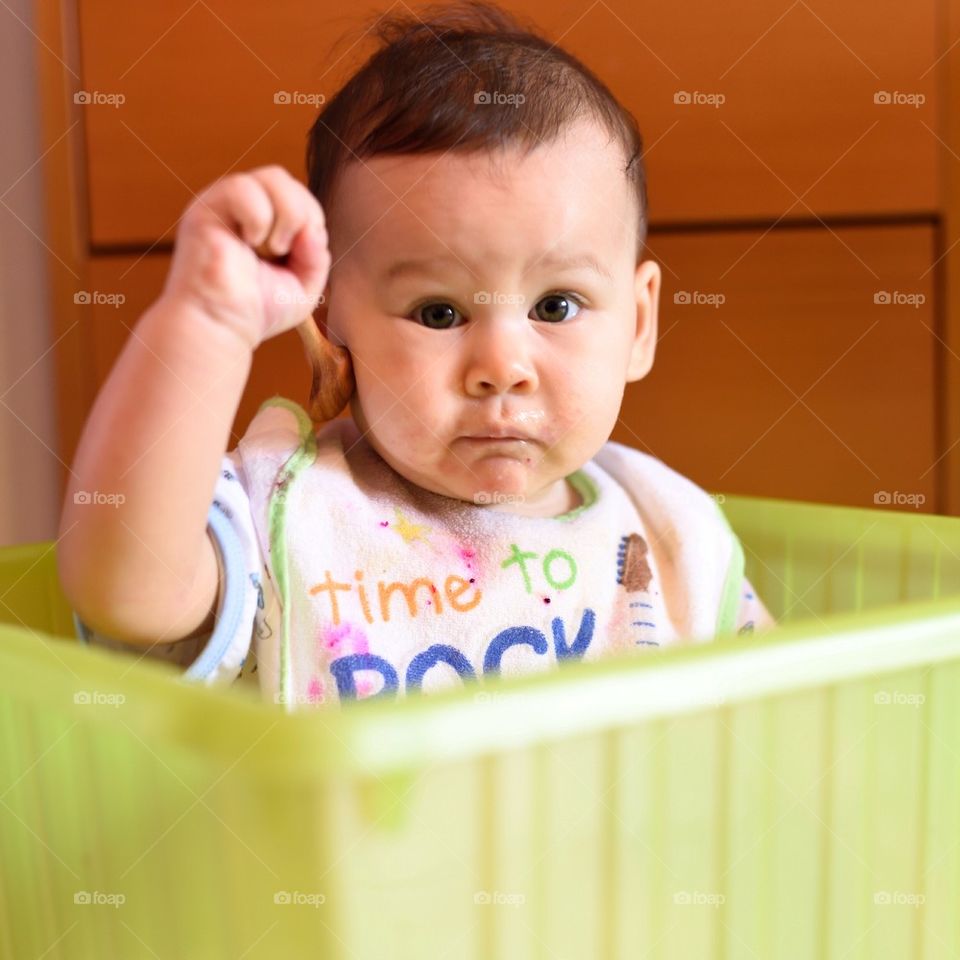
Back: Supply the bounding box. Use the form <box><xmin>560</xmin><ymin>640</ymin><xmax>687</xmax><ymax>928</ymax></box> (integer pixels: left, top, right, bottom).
<box><xmin>392</xmin><ymin>507</ymin><xmax>430</xmax><ymax>544</ymax></box>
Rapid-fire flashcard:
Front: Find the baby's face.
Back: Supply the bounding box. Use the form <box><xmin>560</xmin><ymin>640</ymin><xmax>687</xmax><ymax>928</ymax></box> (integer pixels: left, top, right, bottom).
<box><xmin>316</xmin><ymin>116</ymin><xmax>660</xmax><ymax>517</ymax></box>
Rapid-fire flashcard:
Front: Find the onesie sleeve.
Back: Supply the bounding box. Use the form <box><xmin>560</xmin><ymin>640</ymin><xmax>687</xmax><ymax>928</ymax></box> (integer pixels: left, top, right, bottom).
<box><xmin>734</xmin><ymin>576</ymin><xmax>777</xmax><ymax>635</ymax></box>
<box><xmin>72</xmin><ymin>454</ymin><xmax>263</xmax><ymax>687</ymax></box>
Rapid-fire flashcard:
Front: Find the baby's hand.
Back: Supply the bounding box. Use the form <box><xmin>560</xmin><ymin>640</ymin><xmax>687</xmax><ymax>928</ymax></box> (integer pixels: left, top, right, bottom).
<box><xmin>162</xmin><ymin>165</ymin><xmax>331</xmax><ymax>350</ymax></box>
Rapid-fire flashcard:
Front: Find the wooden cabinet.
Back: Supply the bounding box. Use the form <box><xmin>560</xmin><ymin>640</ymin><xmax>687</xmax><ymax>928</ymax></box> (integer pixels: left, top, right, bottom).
<box><xmin>75</xmin><ymin>0</ymin><xmax>938</xmax><ymax>246</ymax></box>
<box><xmin>617</xmin><ymin>225</ymin><xmax>938</xmax><ymax>509</ymax></box>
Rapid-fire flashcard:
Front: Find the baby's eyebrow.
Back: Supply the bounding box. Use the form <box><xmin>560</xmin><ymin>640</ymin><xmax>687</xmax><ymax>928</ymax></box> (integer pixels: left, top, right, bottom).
<box><xmin>382</xmin><ymin>252</ymin><xmax>612</xmax><ymax>283</ymax></box>
<box><xmin>535</xmin><ymin>252</ymin><xmax>613</xmax><ymax>281</ymax></box>
<box><xmin>382</xmin><ymin>256</ymin><xmax>463</xmax><ymax>283</ymax></box>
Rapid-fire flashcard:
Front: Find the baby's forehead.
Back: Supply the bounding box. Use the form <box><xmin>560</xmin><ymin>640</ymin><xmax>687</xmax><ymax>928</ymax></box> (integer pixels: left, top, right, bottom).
<box><xmin>337</xmin><ymin>117</ymin><xmax>626</xmax><ymax>203</ymax></box>
<box><xmin>327</xmin><ymin>123</ymin><xmax>635</xmax><ymax>267</ymax></box>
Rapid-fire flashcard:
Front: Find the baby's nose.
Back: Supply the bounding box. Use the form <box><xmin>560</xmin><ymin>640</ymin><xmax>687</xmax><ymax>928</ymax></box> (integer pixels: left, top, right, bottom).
<box><xmin>463</xmin><ymin>317</ymin><xmax>538</xmax><ymax>396</ymax></box>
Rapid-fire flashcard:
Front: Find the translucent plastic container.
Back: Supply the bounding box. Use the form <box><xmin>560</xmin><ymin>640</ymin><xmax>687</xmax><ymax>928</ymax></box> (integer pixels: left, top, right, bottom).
<box><xmin>1</xmin><ymin>493</ymin><xmax>958</xmax><ymax>959</ymax></box>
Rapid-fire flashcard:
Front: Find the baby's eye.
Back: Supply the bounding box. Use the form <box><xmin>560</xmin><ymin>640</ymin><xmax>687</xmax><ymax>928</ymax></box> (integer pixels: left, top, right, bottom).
<box><xmin>531</xmin><ymin>293</ymin><xmax>582</xmax><ymax>323</ymax></box>
<box><xmin>411</xmin><ymin>293</ymin><xmax>583</xmax><ymax>329</ymax></box>
<box><xmin>412</xmin><ymin>301</ymin><xmax>465</xmax><ymax>329</ymax></box>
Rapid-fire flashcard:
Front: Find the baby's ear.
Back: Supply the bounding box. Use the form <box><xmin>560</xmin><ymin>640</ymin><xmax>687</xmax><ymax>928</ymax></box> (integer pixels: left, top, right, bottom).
<box><xmin>626</xmin><ymin>259</ymin><xmax>660</xmax><ymax>382</ymax></box>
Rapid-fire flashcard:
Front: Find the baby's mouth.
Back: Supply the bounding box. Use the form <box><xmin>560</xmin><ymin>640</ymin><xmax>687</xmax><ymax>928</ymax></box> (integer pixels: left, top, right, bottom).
<box><xmin>458</xmin><ymin>410</ymin><xmax>546</xmax><ymax>443</ymax></box>
<box><xmin>459</xmin><ymin>436</ymin><xmax>531</xmax><ymax>445</ymax></box>
<box><xmin>461</xmin><ymin>430</ymin><xmax>530</xmax><ymax>439</ymax></box>
<box><xmin>459</xmin><ymin>426</ymin><xmax>536</xmax><ymax>442</ymax></box>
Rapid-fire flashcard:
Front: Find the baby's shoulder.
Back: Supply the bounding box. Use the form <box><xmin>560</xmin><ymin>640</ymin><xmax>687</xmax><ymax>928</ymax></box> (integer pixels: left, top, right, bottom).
<box><xmin>590</xmin><ymin>440</ymin><xmax>728</xmax><ymax>531</ymax></box>
<box><xmin>232</xmin><ymin>396</ymin><xmax>353</xmax><ymax>470</ymax></box>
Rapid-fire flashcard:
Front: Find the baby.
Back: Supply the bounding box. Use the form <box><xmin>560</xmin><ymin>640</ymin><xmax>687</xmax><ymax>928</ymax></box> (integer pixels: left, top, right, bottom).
<box><xmin>58</xmin><ymin>1</ymin><xmax>774</xmax><ymax>708</ymax></box>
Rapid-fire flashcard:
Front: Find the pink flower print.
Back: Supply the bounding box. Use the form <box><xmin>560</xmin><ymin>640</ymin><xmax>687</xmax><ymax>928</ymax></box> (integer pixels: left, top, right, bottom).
<box><xmin>318</xmin><ymin>622</ymin><xmax>370</xmax><ymax>658</ymax></box>
<box><xmin>306</xmin><ymin>676</ymin><xmax>326</xmax><ymax>704</ymax></box>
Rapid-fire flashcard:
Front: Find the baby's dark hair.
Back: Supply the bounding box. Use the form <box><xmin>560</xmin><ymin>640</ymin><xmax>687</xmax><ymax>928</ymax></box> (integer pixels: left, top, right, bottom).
<box><xmin>306</xmin><ymin>0</ymin><xmax>648</xmax><ymax>260</ymax></box>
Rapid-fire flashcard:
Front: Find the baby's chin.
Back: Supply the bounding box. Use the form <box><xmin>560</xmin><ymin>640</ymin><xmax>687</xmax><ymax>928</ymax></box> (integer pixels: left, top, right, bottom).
<box><xmin>390</xmin><ymin>452</ymin><xmax>578</xmax><ymax>516</ymax></box>
<box><xmin>382</xmin><ymin>454</ymin><xmax>531</xmax><ymax>502</ymax></box>
<box><xmin>350</xmin><ymin>406</ymin><xmax>580</xmax><ymax>512</ymax></box>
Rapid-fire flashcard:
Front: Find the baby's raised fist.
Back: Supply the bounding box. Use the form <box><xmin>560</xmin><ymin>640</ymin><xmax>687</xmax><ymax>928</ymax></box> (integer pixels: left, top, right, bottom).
<box><xmin>162</xmin><ymin>164</ymin><xmax>331</xmax><ymax>350</ymax></box>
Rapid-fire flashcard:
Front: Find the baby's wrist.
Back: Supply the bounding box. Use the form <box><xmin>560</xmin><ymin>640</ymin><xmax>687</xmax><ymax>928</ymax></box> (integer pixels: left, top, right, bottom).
<box><xmin>149</xmin><ymin>291</ymin><xmax>260</xmax><ymax>356</ymax></box>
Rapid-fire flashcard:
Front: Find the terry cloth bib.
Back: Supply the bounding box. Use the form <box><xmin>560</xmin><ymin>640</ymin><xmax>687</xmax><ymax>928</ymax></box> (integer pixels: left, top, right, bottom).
<box><xmin>234</xmin><ymin>397</ymin><xmax>744</xmax><ymax>707</ymax></box>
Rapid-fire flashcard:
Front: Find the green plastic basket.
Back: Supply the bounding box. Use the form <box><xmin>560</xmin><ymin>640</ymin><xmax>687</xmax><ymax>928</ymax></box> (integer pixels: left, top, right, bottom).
<box><xmin>1</xmin><ymin>493</ymin><xmax>959</xmax><ymax>958</ymax></box>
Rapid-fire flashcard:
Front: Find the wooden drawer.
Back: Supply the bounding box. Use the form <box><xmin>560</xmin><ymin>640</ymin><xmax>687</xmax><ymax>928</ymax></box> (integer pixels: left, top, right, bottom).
<box><xmin>617</xmin><ymin>223</ymin><xmax>939</xmax><ymax>510</ymax></box>
<box><xmin>77</xmin><ymin>0</ymin><xmax>937</xmax><ymax>246</ymax></box>
<box><xmin>567</xmin><ymin>0</ymin><xmax>938</xmax><ymax>222</ymax></box>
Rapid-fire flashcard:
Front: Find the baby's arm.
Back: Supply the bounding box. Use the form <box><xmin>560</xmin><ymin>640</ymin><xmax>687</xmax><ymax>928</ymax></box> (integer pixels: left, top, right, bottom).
<box><xmin>57</xmin><ymin>166</ymin><xmax>330</xmax><ymax>647</ymax></box>
<box><xmin>60</xmin><ymin>297</ymin><xmax>252</xmax><ymax>646</ymax></box>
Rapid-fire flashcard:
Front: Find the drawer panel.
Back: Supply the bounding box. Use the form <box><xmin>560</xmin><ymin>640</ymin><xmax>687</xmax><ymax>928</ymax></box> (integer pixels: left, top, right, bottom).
<box><xmin>619</xmin><ymin>224</ymin><xmax>938</xmax><ymax>510</ymax></box>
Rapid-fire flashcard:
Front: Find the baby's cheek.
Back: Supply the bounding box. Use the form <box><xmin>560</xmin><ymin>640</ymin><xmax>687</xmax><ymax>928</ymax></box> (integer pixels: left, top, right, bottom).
<box><xmin>363</xmin><ymin>400</ymin><xmax>432</xmax><ymax>463</ymax></box>
<box><xmin>352</xmin><ymin>380</ymin><xmax>405</xmax><ymax>439</ymax></box>
<box><xmin>391</xmin><ymin>386</ymin><xmax>443</xmax><ymax>440</ymax></box>
<box><xmin>564</xmin><ymin>367</ymin><xmax>623</xmax><ymax>426</ymax></box>
<box><xmin>546</xmin><ymin>398</ymin><xmax>590</xmax><ymax>445</ymax></box>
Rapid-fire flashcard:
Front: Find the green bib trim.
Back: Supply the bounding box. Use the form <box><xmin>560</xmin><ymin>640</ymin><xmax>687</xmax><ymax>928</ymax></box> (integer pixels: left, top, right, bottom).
<box><xmin>260</xmin><ymin>397</ymin><xmax>317</xmax><ymax>703</ymax></box>
<box><xmin>713</xmin><ymin>498</ymin><xmax>745</xmax><ymax>636</ymax></box>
